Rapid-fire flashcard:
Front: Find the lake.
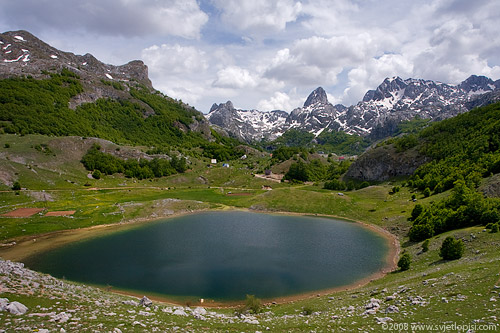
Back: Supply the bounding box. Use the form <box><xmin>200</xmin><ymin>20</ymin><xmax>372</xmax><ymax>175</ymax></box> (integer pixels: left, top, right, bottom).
<box><xmin>25</xmin><ymin>211</ymin><xmax>390</xmax><ymax>301</ymax></box>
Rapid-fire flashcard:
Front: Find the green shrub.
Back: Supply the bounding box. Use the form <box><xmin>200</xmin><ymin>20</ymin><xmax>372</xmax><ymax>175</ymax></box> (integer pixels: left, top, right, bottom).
<box><xmin>410</xmin><ymin>204</ymin><xmax>424</xmax><ymax>221</ymax></box>
<box><xmin>397</xmin><ymin>252</ymin><xmax>411</xmax><ymax>271</ymax></box>
<box><xmin>439</xmin><ymin>236</ymin><xmax>464</xmax><ymax>260</ymax></box>
<box><xmin>491</xmin><ymin>223</ymin><xmax>499</xmax><ymax>233</ymax></box>
<box><xmin>390</xmin><ymin>186</ymin><xmax>400</xmax><ymax>195</ymax></box>
<box><xmin>302</xmin><ymin>306</ymin><xmax>314</xmax><ymax>316</ymax></box>
<box><xmin>12</xmin><ymin>181</ymin><xmax>21</xmax><ymax>191</ymax></box>
<box><xmin>92</xmin><ymin>170</ymin><xmax>102</xmax><ymax>179</ymax></box>
<box><xmin>237</xmin><ymin>294</ymin><xmax>261</xmax><ymax>315</ymax></box>
<box><xmin>422</xmin><ymin>239</ymin><xmax>430</xmax><ymax>252</ymax></box>
<box><xmin>408</xmin><ymin>223</ymin><xmax>434</xmax><ymax>242</ymax></box>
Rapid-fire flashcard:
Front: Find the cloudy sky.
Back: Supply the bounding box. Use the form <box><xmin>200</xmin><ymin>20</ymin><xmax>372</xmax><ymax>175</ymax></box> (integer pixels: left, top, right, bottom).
<box><xmin>1</xmin><ymin>0</ymin><xmax>500</xmax><ymax>113</ymax></box>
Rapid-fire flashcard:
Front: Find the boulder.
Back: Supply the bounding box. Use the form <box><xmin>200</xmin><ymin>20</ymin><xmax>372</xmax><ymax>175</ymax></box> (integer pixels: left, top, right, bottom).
<box><xmin>6</xmin><ymin>301</ymin><xmax>28</xmax><ymax>315</ymax></box>
<box><xmin>173</xmin><ymin>308</ymin><xmax>189</xmax><ymax>316</ymax></box>
<box><xmin>0</xmin><ymin>298</ymin><xmax>9</xmax><ymax>311</ymax></box>
<box><xmin>386</xmin><ymin>305</ymin><xmax>399</xmax><ymax>313</ymax></box>
<box><xmin>52</xmin><ymin>312</ymin><xmax>71</xmax><ymax>323</ymax></box>
<box><xmin>376</xmin><ymin>317</ymin><xmax>394</xmax><ymax>324</ymax></box>
<box><xmin>139</xmin><ymin>296</ymin><xmax>152</xmax><ymax>307</ymax></box>
<box><xmin>193</xmin><ymin>307</ymin><xmax>207</xmax><ymax>316</ymax></box>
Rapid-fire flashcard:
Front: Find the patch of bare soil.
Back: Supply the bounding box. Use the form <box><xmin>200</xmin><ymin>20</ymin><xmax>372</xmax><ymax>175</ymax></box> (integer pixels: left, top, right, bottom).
<box><xmin>1</xmin><ymin>208</ymin><xmax>44</xmax><ymax>217</ymax></box>
<box><xmin>44</xmin><ymin>211</ymin><xmax>76</xmax><ymax>217</ymax></box>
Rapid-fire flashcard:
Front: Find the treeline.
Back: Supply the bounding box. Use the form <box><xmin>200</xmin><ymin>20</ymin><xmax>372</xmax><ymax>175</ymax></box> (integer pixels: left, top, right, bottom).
<box><xmin>269</xmin><ymin>146</ymin><xmax>361</xmax><ymax>187</ymax></box>
<box><xmin>81</xmin><ymin>144</ymin><xmax>187</xmax><ymax>180</ymax></box>
<box><xmin>324</xmin><ymin>179</ymin><xmax>370</xmax><ymax>191</ymax></box>
<box><xmin>389</xmin><ymin>102</ymin><xmax>500</xmax><ymax>240</ymax></box>
<box><xmin>263</xmin><ymin>128</ymin><xmax>370</xmax><ymax>156</ymax></box>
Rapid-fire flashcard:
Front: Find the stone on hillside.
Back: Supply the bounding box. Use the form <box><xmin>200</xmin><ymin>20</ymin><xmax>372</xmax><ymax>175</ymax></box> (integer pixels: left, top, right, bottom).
<box><xmin>6</xmin><ymin>301</ymin><xmax>28</xmax><ymax>315</ymax></box>
<box><xmin>363</xmin><ymin>309</ymin><xmax>378</xmax><ymax>315</ymax></box>
<box><xmin>0</xmin><ymin>298</ymin><xmax>9</xmax><ymax>311</ymax></box>
<box><xmin>193</xmin><ymin>307</ymin><xmax>207</xmax><ymax>316</ymax></box>
<box><xmin>139</xmin><ymin>310</ymin><xmax>154</xmax><ymax>316</ymax></box>
<box><xmin>122</xmin><ymin>300</ymin><xmax>139</xmax><ymax>306</ymax></box>
<box><xmin>376</xmin><ymin>317</ymin><xmax>394</xmax><ymax>324</ymax></box>
<box><xmin>173</xmin><ymin>308</ymin><xmax>189</xmax><ymax>316</ymax></box>
<box><xmin>243</xmin><ymin>318</ymin><xmax>259</xmax><ymax>325</ymax></box>
<box><xmin>386</xmin><ymin>305</ymin><xmax>399</xmax><ymax>313</ymax></box>
<box><xmin>132</xmin><ymin>321</ymin><xmax>146</xmax><ymax>327</ymax></box>
<box><xmin>139</xmin><ymin>296</ymin><xmax>152</xmax><ymax>307</ymax></box>
<box><xmin>52</xmin><ymin>312</ymin><xmax>71</xmax><ymax>323</ymax></box>
<box><xmin>365</xmin><ymin>298</ymin><xmax>381</xmax><ymax>309</ymax></box>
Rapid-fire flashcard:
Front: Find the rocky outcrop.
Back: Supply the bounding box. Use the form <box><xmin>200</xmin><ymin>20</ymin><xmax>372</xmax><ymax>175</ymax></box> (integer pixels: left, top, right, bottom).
<box><xmin>0</xmin><ymin>30</ymin><xmax>152</xmax><ymax>88</ymax></box>
<box><xmin>345</xmin><ymin>144</ymin><xmax>429</xmax><ymax>181</ymax></box>
<box><xmin>480</xmin><ymin>174</ymin><xmax>500</xmax><ymax>198</ymax></box>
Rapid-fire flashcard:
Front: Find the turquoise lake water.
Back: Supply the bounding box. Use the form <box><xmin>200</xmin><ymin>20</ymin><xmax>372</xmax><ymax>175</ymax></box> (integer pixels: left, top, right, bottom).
<box><xmin>25</xmin><ymin>211</ymin><xmax>389</xmax><ymax>301</ymax></box>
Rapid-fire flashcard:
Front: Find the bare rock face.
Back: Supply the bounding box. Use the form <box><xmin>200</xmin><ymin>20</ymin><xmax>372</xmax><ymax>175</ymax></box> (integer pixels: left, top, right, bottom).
<box><xmin>480</xmin><ymin>174</ymin><xmax>500</xmax><ymax>198</ymax></box>
<box><xmin>0</xmin><ymin>30</ymin><xmax>152</xmax><ymax>88</ymax></box>
<box><xmin>345</xmin><ymin>144</ymin><xmax>429</xmax><ymax>181</ymax></box>
<box><xmin>0</xmin><ymin>30</ymin><xmax>154</xmax><ymax>110</ymax></box>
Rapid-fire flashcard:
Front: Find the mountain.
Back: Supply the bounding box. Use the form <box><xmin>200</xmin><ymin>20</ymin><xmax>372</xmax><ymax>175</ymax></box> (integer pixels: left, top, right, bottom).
<box><xmin>0</xmin><ymin>30</ymin><xmax>153</xmax><ymax>106</ymax></box>
<box><xmin>207</xmin><ymin>101</ymin><xmax>289</xmax><ymax>142</ymax></box>
<box><xmin>0</xmin><ymin>30</ymin><xmax>213</xmax><ymax>145</ymax></box>
<box><xmin>207</xmin><ymin>75</ymin><xmax>500</xmax><ymax>142</ymax></box>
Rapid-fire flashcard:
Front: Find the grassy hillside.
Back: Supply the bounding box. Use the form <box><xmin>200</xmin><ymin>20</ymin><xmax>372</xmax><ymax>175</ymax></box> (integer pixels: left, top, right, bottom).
<box><xmin>0</xmin><ymin>71</ymin><xmax>211</xmax><ymax>148</ymax></box>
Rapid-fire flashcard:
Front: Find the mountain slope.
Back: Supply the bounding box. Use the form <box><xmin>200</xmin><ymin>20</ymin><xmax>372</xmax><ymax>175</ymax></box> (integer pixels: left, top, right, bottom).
<box><xmin>0</xmin><ymin>30</ymin><xmax>212</xmax><ymax>146</ymax></box>
<box><xmin>208</xmin><ymin>75</ymin><xmax>500</xmax><ymax>142</ymax></box>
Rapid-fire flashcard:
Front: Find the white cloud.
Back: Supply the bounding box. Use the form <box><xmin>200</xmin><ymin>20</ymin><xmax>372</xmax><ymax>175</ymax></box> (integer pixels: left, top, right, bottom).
<box><xmin>212</xmin><ymin>0</ymin><xmax>302</xmax><ymax>36</ymax></box>
<box><xmin>212</xmin><ymin>66</ymin><xmax>259</xmax><ymax>89</ymax></box>
<box><xmin>264</xmin><ymin>33</ymin><xmax>388</xmax><ymax>86</ymax></box>
<box><xmin>257</xmin><ymin>91</ymin><xmax>302</xmax><ymax>111</ymax></box>
<box><xmin>300</xmin><ymin>0</ymin><xmax>359</xmax><ymax>36</ymax></box>
<box><xmin>142</xmin><ymin>44</ymin><xmax>208</xmax><ymax>75</ymax></box>
<box><xmin>0</xmin><ymin>0</ymin><xmax>208</xmax><ymax>39</ymax></box>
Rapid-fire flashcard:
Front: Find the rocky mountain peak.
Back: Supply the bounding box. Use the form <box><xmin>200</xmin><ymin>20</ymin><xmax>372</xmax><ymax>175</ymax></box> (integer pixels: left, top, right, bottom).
<box><xmin>0</xmin><ymin>30</ymin><xmax>151</xmax><ymax>89</ymax></box>
<box><xmin>304</xmin><ymin>87</ymin><xmax>328</xmax><ymax>107</ymax></box>
<box><xmin>458</xmin><ymin>75</ymin><xmax>496</xmax><ymax>93</ymax></box>
<box><xmin>363</xmin><ymin>77</ymin><xmax>407</xmax><ymax>102</ymax></box>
